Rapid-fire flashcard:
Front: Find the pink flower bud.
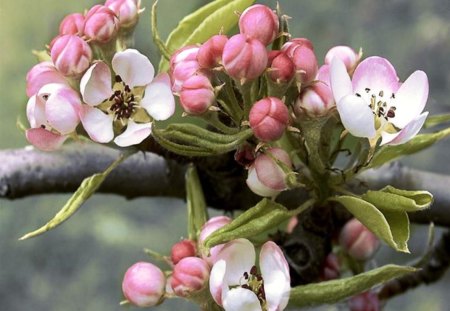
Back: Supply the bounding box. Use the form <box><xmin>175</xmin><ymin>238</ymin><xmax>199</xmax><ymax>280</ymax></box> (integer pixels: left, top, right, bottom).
<box><xmin>170</xmin><ymin>46</ymin><xmax>201</xmax><ymax>92</ymax></box>
<box><xmin>234</xmin><ymin>144</ymin><xmax>255</xmax><ymax>167</ymax></box>
<box><xmin>51</xmin><ymin>35</ymin><xmax>92</xmax><ymax>77</ymax></box>
<box><xmin>222</xmin><ymin>34</ymin><xmax>268</xmax><ymax>81</ymax></box>
<box><xmin>171</xmin><ymin>240</ymin><xmax>197</xmax><ymax>265</ymax></box>
<box><xmin>179</xmin><ymin>75</ymin><xmax>215</xmax><ymax>115</ymax></box>
<box><xmin>171</xmin><ymin>257</ymin><xmax>210</xmax><ymax>297</ymax></box>
<box><xmin>348</xmin><ymin>291</ymin><xmax>380</xmax><ymax>311</ymax></box>
<box><xmin>291</xmin><ymin>44</ymin><xmax>318</xmax><ymax>84</ymax></box>
<box><xmin>339</xmin><ymin>218</ymin><xmax>380</xmax><ymax>261</ymax></box>
<box><xmin>239</xmin><ymin>4</ymin><xmax>279</xmax><ymax>46</ymax></box>
<box><xmin>324</xmin><ymin>45</ymin><xmax>360</xmax><ymax>72</ymax></box>
<box><xmin>122</xmin><ymin>262</ymin><xmax>166</xmax><ymax>307</ymax></box>
<box><xmin>105</xmin><ymin>0</ymin><xmax>140</xmax><ymax>28</ymax></box>
<box><xmin>295</xmin><ymin>71</ymin><xmax>334</xmax><ymax>117</ymax></box>
<box><xmin>281</xmin><ymin>38</ymin><xmax>314</xmax><ymax>58</ymax></box>
<box><xmin>26</xmin><ymin>61</ymin><xmax>68</xmax><ymax>97</ymax></box>
<box><xmin>320</xmin><ymin>253</ymin><xmax>340</xmax><ymax>281</ymax></box>
<box><xmin>197</xmin><ymin>35</ymin><xmax>228</xmax><ymax>68</ymax></box>
<box><xmin>84</xmin><ymin>5</ymin><xmax>119</xmax><ymax>43</ymax></box>
<box><xmin>286</xmin><ymin>216</ymin><xmax>298</xmax><ymax>234</ymax></box>
<box><xmin>199</xmin><ymin>216</ymin><xmax>232</xmax><ymax>263</ymax></box>
<box><xmin>59</xmin><ymin>13</ymin><xmax>85</xmax><ymax>35</ymax></box>
<box><xmin>268</xmin><ymin>51</ymin><xmax>295</xmax><ymax>82</ymax></box>
<box><xmin>246</xmin><ymin>147</ymin><xmax>292</xmax><ymax>197</ymax></box>
<box><xmin>249</xmin><ymin>97</ymin><xmax>289</xmax><ymax>141</ymax></box>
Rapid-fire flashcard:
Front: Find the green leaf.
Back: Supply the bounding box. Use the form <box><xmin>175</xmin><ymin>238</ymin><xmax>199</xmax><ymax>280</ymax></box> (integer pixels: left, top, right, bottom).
<box><xmin>150</xmin><ymin>0</ymin><xmax>172</xmax><ymax>61</ymax></box>
<box><xmin>203</xmin><ymin>198</ymin><xmax>314</xmax><ymax>250</ymax></box>
<box><xmin>331</xmin><ymin>196</ymin><xmax>410</xmax><ymax>252</ymax></box>
<box><xmin>186</xmin><ymin>164</ymin><xmax>209</xmax><ymax>240</ymax></box>
<box><xmin>424</xmin><ymin>113</ymin><xmax>450</xmax><ymax>128</ymax></box>
<box><xmin>362</xmin><ymin>186</ymin><xmax>433</xmax><ymax>213</ymax></box>
<box><xmin>32</xmin><ymin>49</ymin><xmax>51</xmax><ymax>62</ymax></box>
<box><xmin>289</xmin><ymin>264</ymin><xmax>416</xmax><ymax>307</ymax></box>
<box><xmin>19</xmin><ymin>154</ymin><xmax>127</xmax><ymax>240</ymax></box>
<box><xmin>158</xmin><ymin>0</ymin><xmax>255</xmax><ymax>72</ymax></box>
<box><xmin>369</xmin><ymin>127</ymin><xmax>450</xmax><ymax>168</ymax></box>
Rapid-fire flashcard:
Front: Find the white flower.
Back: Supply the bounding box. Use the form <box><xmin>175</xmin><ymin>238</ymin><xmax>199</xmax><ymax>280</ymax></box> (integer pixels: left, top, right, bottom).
<box><xmin>80</xmin><ymin>49</ymin><xmax>175</xmax><ymax>147</ymax></box>
<box><xmin>209</xmin><ymin>239</ymin><xmax>290</xmax><ymax>311</ymax></box>
<box><xmin>330</xmin><ymin>56</ymin><xmax>429</xmax><ymax>145</ymax></box>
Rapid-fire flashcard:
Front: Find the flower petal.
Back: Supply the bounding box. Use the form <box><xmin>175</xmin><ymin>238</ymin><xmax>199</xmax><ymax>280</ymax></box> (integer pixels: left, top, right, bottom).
<box><xmin>260</xmin><ymin>241</ymin><xmax>291</xmax><ymax>311</ymax></box>
<box><xmin>381</xmin><ymin>112</ymin><xmax>428</xmax><ymax>146</ymax></box>
<box><xmin>80</xmin><ymin>106</ymin><xmax>114</xmax><ymax>143</ymax></box>
<box><xmin>214</xmin><ymin>238</ymin><xmax>256</xmax><ymax>286</ymax></box>
<box><xmin>390</xmin><ymin>70</ymin><xmax>429</xmax><ymax>129</ymax></box>
<box><xmin>337</xmin><ymin>94</ymin><xmax>376</xmax><ymax>138</ymax></box>
<box><xmin>113</xmin><ymin>120</ymin><xmax>152</xmax><ymax>147</ymax></box>
<box><xmin>26</xmin><ymin>128</ymin><xmax>68</xmax><ymax>151</ymax></box>
<box><xmin>330</xmin><ymin>58</ymin><xmax>352</xmax><ymax>103</ymax></box>
<box><xmin>112</xmin><ymin>49</ymin><xmax>155</xmax><ymax>88</ymax></box>
<box><xmin>209</xmin><ymin>259</ymin><xmax>227</xmax><ymax>306</ymax></box>
<box><xmin>223</xmin><ymin>287</ymin><xmax>262</xmax><ymax>311</ymax></box>
<box><xmin>141</xmin><ymin>73</ymin><xmax>175</xmax><ymax>121</ymax></box>
<box><xmin>246</xmin><ymin>166</ymin><xmax>280</xmax><ymax>197</ymax></box>
<box><xmin>45</xmin><ymin>88</ymin><xmax>81</xmax><ymax>135</ymax></box>
<box><xmin>80</xmin><ymin>62</ymin><xmax>112</xmax><ymax>106</ymax></box>
<box><xmin>352</xmin><ymin>56</ymin><xmax>400</xmax><ymax>95</ymax></box>
<box><xmin>26</xmin><ymin>95</ymin><xmax>46</xmax><ymax>128</ymax></box>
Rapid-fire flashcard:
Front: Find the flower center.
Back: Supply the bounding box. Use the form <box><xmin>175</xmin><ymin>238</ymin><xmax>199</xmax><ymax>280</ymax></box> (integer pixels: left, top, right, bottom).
<box><xmin>107</xmin><ymin>75</ymin><xmax>141</xmax><ymax>121</ymax></box>
<box><xmin>240</xmin><ymin>266</ymin><xmax>267</xmax><ymax>309</ymax></box>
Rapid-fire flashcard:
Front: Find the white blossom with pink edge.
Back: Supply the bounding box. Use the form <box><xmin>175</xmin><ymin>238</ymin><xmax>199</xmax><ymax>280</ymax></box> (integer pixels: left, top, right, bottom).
<box><xmin>79</xmin><ymin>49</ymin><xmax>175</xmax><ymax>147</ymax></box>
<box><xmin>209</xmin><ymin>239</ymin><xmax>290</xmax><ymax>311</ymax></box>
<box><xmin>330</xmin><ymin>56</ymin><xmax>429</xmax><ymax>145</ymax></box>
<box><xmin>26</xmin><ymin>83</ymin><xmax>81</xmax><ymax>151</ymax></box>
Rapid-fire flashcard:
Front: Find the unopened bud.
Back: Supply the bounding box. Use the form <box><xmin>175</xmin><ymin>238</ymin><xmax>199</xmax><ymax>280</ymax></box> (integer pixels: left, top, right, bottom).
<box><xmin>222</xmin><ymin>34</ymin><xmax>268</xmax><ymax>81</ymax></box>
<box><xmin>170</xmin><ymin>45</ymin><xmax>201</xmax><ymax>92</ymax></box>
<box><xmin>171</xmin><ymin>239</ymin><xmax>197</xmax><ymax>265</ymax></box>
<box><xmin>171</xmin><ymin>257</ymin><xmax>210</xmax><ymax>297</ymax></box>
<box><xmin>320</xmin><ymin>253</ymin><xmax>340</xmax><ymax>281</ymax></box>
<box><xmin>268</xmin><ymin>51</ymin><xmax>295</xmax><ymax>83</ymax></box>
<box><xmin>180</xmin><ymin>75</ymin><xmax>215</xmax><ymax>115</ymax></box>
<box><xmin>51</xmin><ymin>35</ymin><xmax>92</xmax><ymax>77</ymax></box>
<box><xmin>340</xmin><ymin>218</ymin><xmax>380</xmax><ymax>261</ymax></box>
<box><xmin>84</xmin><ymin>5</ymin><xmax>119</xmax><ymax>43</ymax></box>
<box><xmin>348</xmin><ymin>291</ymin><xmax>380</xmax><ymax>311</ymax></box>
<box><xmin>246</xmin><ymin>147</ymin><xmax>292</xmax><ymax>197</ymax></box>
<box><xmin>249</xmin><ymin>97</ymin><xmax>289</xmax><ymax>141</ymax></box>
<box><xmin>26</xmin><ymin>61</ymin><xmax>68</xmax><ymax>97</ymax></box>
<box><xmin>324</xmin><ymin>45</ymin><xmax>360</xmax><ymax>72</ymax></box>
<box><xmin>295</xmin><ymin>81</ymin><xmax>334</xmax><ymax>116</ymax></box>
<box><xmin>239</xmin><ymin>4</ymin><xmax>279</xmax><ymax>46</ymax></box>
<box><xmin>122</xmin><ymin>262</ymin><xmax>166</xmax><ymax>307</ymax></box>
<box><xmin>291</xmin><ymin>44</ymin><xmax>318</xmax><ymax>84</ymax></box>
<box><xmin>105</xmin><ymin>0</ymin><xmax>140</xmax><ymax>28</ymax></box>
<box><xmin>281</xmin><ymin>38</ymin><xmax>314</xmax><ymax>58</ymax></box>
<box><xmin>197</xmin><ymin>35</ymin><xmax>228</xmax><ymax>68</ymax></box>
<box><xmin>59</xmin><ymin>13</ymin><xmax>85</xmax><ymax>36</ymax></box>
<box><xmin>199</xmin><ymin>216</ymin><xmax>232</xmax><ymax>263</ymax></box>
<box><xmin>234</xmin><ymin>144</ymin><xmax>256</xmax><ymax>167</ymax></box>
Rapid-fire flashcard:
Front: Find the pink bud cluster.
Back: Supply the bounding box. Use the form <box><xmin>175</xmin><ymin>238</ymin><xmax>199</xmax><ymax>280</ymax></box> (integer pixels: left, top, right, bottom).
<box><xmin>340</xmin><ymin>218</ymin><xmax>380</xmax><ymax>261</ymax></box>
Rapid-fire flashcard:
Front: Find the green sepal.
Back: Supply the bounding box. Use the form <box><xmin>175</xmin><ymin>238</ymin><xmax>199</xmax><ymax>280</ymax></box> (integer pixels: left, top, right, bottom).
<box><xmin>331</xmin><ymin>196</ymin><xmax>410</xmax><ymax>253</ymax></box>
<box><xmin>369</xmin><ymin>127</ymin><xmax>450</xmax><ymax>168</ymax></box>
<box><xmin>186</xmin><ymin>164</ymin><xmax>209</xmax><ymax>240</ymax></box>
<box><xmin>202</xmin><ymin>198</ymin><xmax>314</xmax><ymax>251</ymax></box>
<box><xmin>158</xmin><ymin>0</ymin><xmax>255</xmax><ymax>72</ymax></box>
<box><xmin>150</xmin><ymin>1</ymin><xmax>171</xmax><ymax>60</ymax></box>
<box><xmin>32</xmin><ymin>49</ymin><xmax>51</xmax><ymax>62</ymax></box>
<box><xmin>424</xmin><ymin>113</ymin><xmax>450</xmax><ymax>128</ymax></box>
<box><xmin>289</xmin><ymin>264</ymin><xmax>416</xmax><ymax>307</ymax></box>
<box><xmin>362</xmin><ymin>186</ymin><xmax>433</xmax><ymax>213</ymax></box>
<box><xmin>19</xmin><ymin>153</ymin><xmax>129</xmax><ymax>240</ymax></box>
<box><xmin>153</xmin><ymin>124</ymin><xmax>253</xmax><ymax>157</ymax></box>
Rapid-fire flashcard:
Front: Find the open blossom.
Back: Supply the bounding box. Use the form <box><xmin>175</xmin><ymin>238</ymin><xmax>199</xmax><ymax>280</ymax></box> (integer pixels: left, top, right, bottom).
<box><xmin>210</xmin><ymin>239</ymin><xmax>290</xmax><ymax>311</ymax></box>
<box><xmin>80</xmin><ymin>49</ymin><xmax>175</xmax><ymax>147</ymax></box>
<box><xmin>330</xmin><ymin>56</ymin><xmax>429</xmax><ymax>145</ymax></box>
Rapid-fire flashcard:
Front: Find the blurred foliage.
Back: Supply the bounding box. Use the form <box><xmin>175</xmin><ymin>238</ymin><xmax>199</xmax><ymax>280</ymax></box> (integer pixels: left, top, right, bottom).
<box><xmin>0</xmin><ymin>0</ymin><xmax>449</xmax><ymax>310</ymax></box>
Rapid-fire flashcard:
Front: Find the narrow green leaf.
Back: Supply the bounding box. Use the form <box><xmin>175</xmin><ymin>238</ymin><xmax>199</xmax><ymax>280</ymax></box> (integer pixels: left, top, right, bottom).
<box><xmin>289</xmin><ymin>264</ymin><xmax>416</xmax><ymax>307</ymax></box>
<box><xmin>32</xmin><ymin>49</ymin><xmax>51</xmax><ymax>62</ymax></box>
<box><xmin>186</xmin><ymin>165</ymin><xmax>209</xmax><ymax>240</ymax></box>
<box><xmin>362</xmin><ymin>186</ymin><xmax>433</xmax><ymax>213</ymax></box>
<box><xmin>369</xmin><ymin>127</ymin><xmax>450</xmax><ymax>168</ymax></box>
<box><xmin>203</xmin><ymin>198</ymin><xmax>314</xmax><ymax>250</ymax></box>
<box><xmin>151</xmin><ymin>0</ymin><xmax>172</xmax><ymax>60</ymax></box>
<box><xmin>424</xmin><ymin>113</ymin><xmax>450</xmax><ymax>128</ymax></box>
<box><xmin>332</xmin><ymin>196</ymin><xmax>410</xmax><ymax>252</ymax></box>
<box><xmin>19</xmin><ymin>154</ymin><xmax>127</xmax><ymax>240</ymax></box>
<box><xmin>159</xmin><ymin>0</ymin><xmax>255</xmax><ymax>72</ymax></box>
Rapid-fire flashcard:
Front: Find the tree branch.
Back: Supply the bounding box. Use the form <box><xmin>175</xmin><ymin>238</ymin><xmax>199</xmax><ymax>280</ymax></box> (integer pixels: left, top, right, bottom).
<box><xmin>1</xmin><ymin>144</ymin><xmax>450</xmax><ymax>226</ymax></box>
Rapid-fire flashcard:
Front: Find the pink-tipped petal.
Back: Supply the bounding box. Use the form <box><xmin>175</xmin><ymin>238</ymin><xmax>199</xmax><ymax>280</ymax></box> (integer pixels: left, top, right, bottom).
<box><xmin>112</xmin><ymin>49</ymin><xmax>155</xmax><ymax>88</ymax></box>
<box><xmin>26</xmin><ymin>95</ymin><xmax>46</xmax><ymax>128</ymax></box>
<box><xmin>45</xmin><ymin>91</ymin><xmax>80</xmax><ymax>135</ymax></box>
<box><xmin>26</xmin><ymin>128</ymin><xmax>68</xmax><ymax>151</ymax></box>
<box><xmin>352</xmin><ymin>56</ymin><xmax>400</xmax><ymax>94</ymax></box>
<box><xmin>246</xmin><ymin>167</ymin><xmax>280</xmax><ymax>197</ymax></box>
<box><xmin>223</xmin><ymin>287</ymin><xmax>262</xmax><ymax>311</ymax></box>
<box><xmin>330</xmin><ymin>58</ymin><xmax>353</xmax><ymax>103</ymax></box>
<box><xmin>141</xmin><ymin>73</ymin><xmax>175</xmax><ymax>121</ymax></box>
<box><xmin>80</xmin><ymin>106</ymin><xmax>114</xmax><ymax>143</ymax></box>
<box><xmin>113</xmin><ymin>120</ymin><xmax>152</xmax><ymax>147</ymax></box>
<box><xmin>80</xmin><ymin>62</ymin><xmax>112</xmax><ymax>106</ymax></box>
<box><xmin>337</xmin><ymin>95</ymin><xmax>376</xmax><ymax>138</ymax></box>
<box><xmin>390</xmin><ymin>70</ymin><xmax>429</xmax><ymax>129</ymax></box>
<box><xmin>260</xmin><ymin>241</ymin><xmax>291</xmax><ymax>311</ymax></box>
<box><xmin>381</xmin><ymin>111</ymin><xmax>428</xmax><ymax>146</ymax></box>
<box><xmin>209</xmin><ymin>260</ymin><xmax>227</xmax><ymax>306</ymax></box>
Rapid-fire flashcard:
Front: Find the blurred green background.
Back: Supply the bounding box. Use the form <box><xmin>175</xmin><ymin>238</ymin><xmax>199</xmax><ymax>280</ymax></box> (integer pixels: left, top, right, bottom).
<box><xmin>0</xmin><ymin>0</ymin><xmax>449</xmax><ymax>310</ymax></box>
